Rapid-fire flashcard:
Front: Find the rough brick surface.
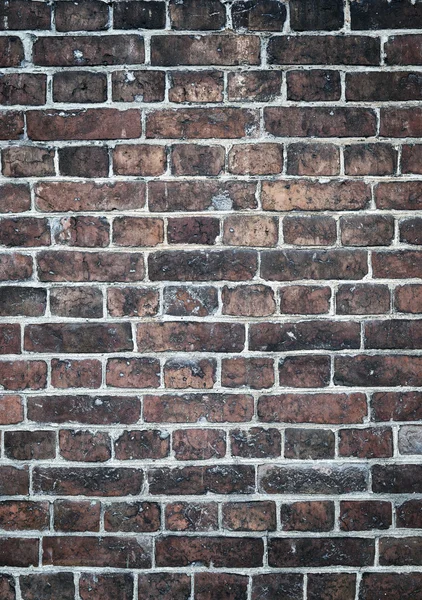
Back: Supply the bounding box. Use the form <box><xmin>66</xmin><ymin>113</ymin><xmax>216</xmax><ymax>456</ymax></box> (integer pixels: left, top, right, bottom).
<box><xmin>0</xmin><ymin>1</ymin><xmax>420</xmax><ymax>595</ymax></box>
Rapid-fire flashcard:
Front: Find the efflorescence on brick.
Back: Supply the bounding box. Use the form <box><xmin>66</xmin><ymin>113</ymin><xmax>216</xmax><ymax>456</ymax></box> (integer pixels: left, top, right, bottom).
<box><xmin>0</xmin><ymin>0</ymin><xmax>421</xmax><ymax>597</ymax></box>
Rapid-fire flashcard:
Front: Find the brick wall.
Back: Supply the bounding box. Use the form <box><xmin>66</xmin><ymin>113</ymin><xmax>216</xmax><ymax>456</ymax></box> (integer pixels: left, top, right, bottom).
<box><xmin>0</xmin><ymin>0</ymin><xmax>421</xmax><ymax>598</ymax></box>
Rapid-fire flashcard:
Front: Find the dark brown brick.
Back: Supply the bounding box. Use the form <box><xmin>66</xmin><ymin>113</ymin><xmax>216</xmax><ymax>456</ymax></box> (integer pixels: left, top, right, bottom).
<box><xmin>138</xmin><ymin>574</ymin><xmax>191</xmax><ymax>600</ymax></box>
<box><xmin>20</xmin><ymin>573</ymin><xmax>74</xmax><ymax>600</ymax></box>
<box><xmin>50</xmin><ymin>287</ymin><xmax>103</xmax><ymax>318</ymax></box>
<box><xmin>171</xmin><ymin>144</ymin><xmax>224</xmax><ymax>176</ymax></box>
<box><xmin>4</xmin><ymin>430</ymin><xmax>55</xmax><ymax>460</ymax></box>
<box><xmin>280</xmin><ymin>501</ymin><xmax>334</xmax><ymax>532</ymax></box>
<box><xmin>0</xmin><ymin>1</ymin><xmax>50</xmax><ymax>29</ymax></box>
<box><xmin>380</xmin><ymin>537</ymin><xmax>422</xmax><ymax>567</ymax></box>
<box><xmin>372</xmin><ymin>251</ymin><xmax>422</xmax><ymax>279</ymax></box>
<box><xmin>373</xmin><ymin>464</ymin><xmax>422</xmax><ymax>494</ymax></box>
<box><xmin>335</xmin><ymin>355</ymin><xmax>422</xmax><ymax>387</ymax></box>
<box><xmin>173</xmin><ymin>428</ymin><xmax>226</xmax><ymax>460</ymax></box>
<box><xmin>279</xmin><ymin>285</ymin><xmax>331</xmax><ymax>315</ymax></box>
<box><xmin>37</xmin><ymin>251</ymin><xmax>144</xmax><ymax>282</ymax></box>
<box><xmin>34</xmin><ymin>467</ymin><xmax>143</xmax><ymax>496</ymax></box>
<box><xmin>59</xmin><ymin>430</ymin><xmax>111</xmax><ymax>462</ymax></box>
<box><xmin>223</xmin><ymin>501</ymin><xmax>276</xmax><ymax>531</ymax></box>
<box><xmin>287</xmin><ymin>143</ymin><xmax>340</xmax><ymax>175</ymax></box>
<box><xmin>165</xmin><ymin>502</ymin><xmax>218</xmax><ymax>532</ymax></box>
<box><xmin>112</xmin><ymin>70</ymin><xmax>165</xmax><ymax>102</ymax></box>
<box><xmin>113</xmin><ymin>144</ymin><xmax>166</xmax><ymax>176</ymax></box>
<box><xmin>351</xmin><ymin>0</ymin><xmax>422</xmax><ymax>29</ymax></box>
<box><xmin>0</xmin><ymin>361</ymin><xmax>47</xmax><ymax>391</ymax></box>
<box><xmin>397</xmin><ymin>499</ymin><xmax>422</xmax><ymax>528</ymax></box>
<box><xmin>0</xmin><ymin>466</ymin><xmax>29</xmax><ymax>495</ymax></box>
<box><xmin>344</xmin><ymin>143</ymin><xmax>397</xmax><ymax>176</ymax></box>
<box><xmin>380</xmin><ymin>108</ymin><xmax>422</xmax><ymax>138</ymax></box>
<box><xmin>104</xmin><ymin>501</ymin><xmax>160</xmax><ymax>532</ymax></box>
<box><xmin>400</xmin><ymin>217</ymin><xmax>422</xmax><ymax>245</ymax></box>
<box><xmin>195</xmin><ymin>573</ymin><xmax>247</xmax><ymax>600</ymax></box>
<box><xmin>336</xmin><ymin>284</ymin><xmax>390</xmax><ymax>315</ymax></box>
<box><xmin>169</xmin><ymin>71</ymin><xmax>224</xmax><ymax>103</ymax></box>
<box><xmin>0</xmin><ymin>253</ymin><xmax>33</xmax><ymax>281</ymax></box>
<box><xmin>402</xmin><ymin>144</ymin><xmax>422</xmax><ymax>174</ymax></box>
<box><xmin>0</xmin><ymin>500</ymin><xmax>49</xmax><ymax>531</ymax></box>
<box><xmin>164</xmin><ymin>358</ymin><xmax>216</xmax><ymax>389</ymax></box>
<box><xmin>259</xmin><ymin>464</ymin><xmax>368</xmax><ymax>494</ymax></box>
<box><xmin>222</xmin><ymin>357</ymin><xmax>274</xmax><ymax>389</ymax></box>
<box><xmin>0</xmin><ymin>538</ymin><xmax>38</xmax><ymax>567</ymax></box>
<box><xmin>107</xmin><ymin>287</ymin><xmax>159</xmax><ymax>317</ymax></box>
<box><xmin>222</xmin><ymin>285</ymin><xmax>276</xmax><ymax>317</ymax></box>
<box><xmin>347</xmin><ymin>71</ymin><xmax>422</xmax><ymax>101</ymax></box>
<box><xmin>262</xmin><ymin>249</ymin><xmax>368</xmax><ymax>280</ymax></box>
<box><xmin>290</xmin><ymin>0</ymin><xmax>343</xmax><ymax>31</ymax></box>
<box><xmin>231</xmin><ymin>427</ymin><xmax>281</xmax><ymax>458</ymax></box>
<box><xmin>0</xmin><ymin>323</ymin><xmax>20</xmax><ymax>354</ymax></box>
<box><xmin>0</xmin><ymin>36</ymin><xmax>24</xmax><ymax>66</ymax></box>
<box><xmin>167</xmin><ymin>217</ymin><xmax>220</xmax><ymax>245</ymax></box>
<box><xmin>339</xmin><ymin>427</ymin><xmax>394</xmax><ymax>458</ymax></box>
<box><xmin>33</xmin><ymin>35</ymin><xmax>144</xmax><ymax>66</ymax></box>
<box><xmin>283</xmin><ymin>215</ymin><xmax>337</xmax><ymax>246</ymax></box>
<box><xmin>0</xmin><ymin>574</ymin><xmax>15</xmax><ymax>600</ymax></box>
<box><xmin>0</xmin><ymin>184</ymin><xmax>31</xmax><ymax>213</ymax></box>
<box><xmin>285</xmin><ymin>428</ymin><xmax>335</xmax><ymax>459</ymax></box>
<box><xmin>163</xmin><ymin>286</ymin><xmax>218</xmax><ymax>316</ymax></box>
<box><xmin>54</xmin><ymin>499</ymin><xmax>101</xmax><ymax>532</ymax></box>
<box><xmin>0</xmin><ymin>217</ymin><xmax>50</xmax><ymax>247</ymax></box>
<box><xmin>137</xmin><ymin>321</ymin><xmax>244</xmax><ymax>352</ymax></box>
<box><xmin>386</xmin><ymin>34</ymin><xmax>422</xmax><ymax>65</ymax></box>
<box><xmin>25</xmin><ymin>323</ymin><xmax>132</xmax><ymax>353</ymax></box>
<box><xmin>53</xmin><ymin>71</ymin><xmax>107</xmax><ymax>103</ymax></box>
<box><xmin>114</xmin><ymin>430</ymin><xmax>170</xmax><ymax>460</ymax></box>
<box><xmin>149</xmin><ymin>464</ymin><xmax>255</xmax><ymax>495</ymax></box>
<box><xmin>365</xmin><ymin>319</ymin><xmax>422</xmax><ymax>350</ymax></box>
<box><xmin>106</xmin><ymin>357</ymin><xmax>160</xmax><ymax>388</ymax></box>
<box><xmin>0</xmin><ymin>112</ymin><xmax>23</xmax><ymax>138</ymax></box>
<box><xmin>278</xmin><ymin>355</ymin><xmax>331</xmax><ymax>388</ymax></box>
<box><xmin>144</xmin><ymin>393</ymin><xmax>253</xmax><ymax>423</ymax></box>
<box><xmin>341</xmin><ymin>215</ymin><xmax>394</xmax><ymax>247</ymax></box>
<box><xmin>339</xmin><ymin>500</ymin><xmax>392</xmax><ymax>531</ymax></box>
<box><xmin>170</xmin><ymin>0</ymin><xmax>225</xmax><ymax>30</ymax></box>
<box><xmin>2</xmin><ymin>146</ymin><xmax>54</xmax><ymax>177</ymax></box>
<box><xmin>269</xmin><ymin>537</ymin><xmax>374</xmax><ymax>567</ymax></box>
<box><xmin>55</xmin><ymin>0</ymin><xmax>109</xmax><ymax>31</ymax></box>
<box><xmin>308</xmin><ymin>574</ymin><xmax>356</xmax><ymax>600</ymax></box>
<box><xmin>287</xmin><ymin>69</ymin><xmax>341</xmax><ymax>101</ymax></box>
<box><xmin>114</xmin><ymin>1</ymin><xmax>166</xmax><ymax>29</ymax></box>
<box><xmin>372</xmin><ymin>391</ymin><xmax>422</xmax><ymax>422</ymax></box>
<box><xmin>80</xmin><ymin>574</ymin><xmax>134</xmax><ymax>600</ymax></box>
<box><xmin>252</xmin><ymin>574</ymin><xmax>303</xmax><ymax>600</ymax></box>
<box><xmin>113</xmin><ymin>217</ymin><xmax>164</xmax><ymax>247</ymax></box>
<box><xmin>232</xmin><ymin>0</ymin><xmax>286</xmax><ymax>31</ymax></box>
<box><xmin>359</xmin><ymin>573</ymin><xmax>422</xmax><ymax>600</ymax></box>
<box><xmin>151</xmin><ymin>35</ymin><xmax>260</xmax><ymax>66</ymax></box>
<box><xmin>228</xmin><ymin>71</ymin><xmax>282</xmax><ymax>101</ymax></box>
<box><xmin>395</xmin><ymin>284</ymin><xmax>422</xmax><ymax>313</ymax></box>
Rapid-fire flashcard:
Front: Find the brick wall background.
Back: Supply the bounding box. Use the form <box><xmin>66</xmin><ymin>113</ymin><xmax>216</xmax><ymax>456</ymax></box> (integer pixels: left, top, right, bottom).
<box><xmin>0</xmin><ymin>0</ymin><xmax>421</xmax><ymax>598</ymax></box>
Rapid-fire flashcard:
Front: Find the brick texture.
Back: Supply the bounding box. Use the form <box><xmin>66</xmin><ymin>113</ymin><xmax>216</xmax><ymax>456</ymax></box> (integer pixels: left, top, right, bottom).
<box><xmin>0</xmin><ymin>1</ymin><xmax>421</xmax><ymax>596</ymax></box>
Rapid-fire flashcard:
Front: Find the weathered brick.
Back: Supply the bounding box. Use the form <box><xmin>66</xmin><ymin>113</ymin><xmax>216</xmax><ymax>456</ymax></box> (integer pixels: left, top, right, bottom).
<box><xmin>113</xmin><ymin>217</ymin><xmax>164</xmax><ymax>247</ymax></box>
<box><xmin>365</xmin><ymin>319</ymin><xmax>422</xmax><ymax>350</ymax></box>
<box><xmin>339</xmin><ymin>427</ymin><xmax>393</xmax><ymax>458</ymax></box>
<box><xmin>340</xmin><ymin>500</ymin><xmax>392</xmax><ymax>531</ymax></box>
<box><xmin>50</xmin><ymin>287</ymin><xmax>103</xmax><ymax>318</ymax></box>
<box><xmin>79</xmin><ymin>574</ymin><xmax>134</xmax><ymax>600</ymax></box>
<box><xmin>268</xmin><ymin>35</ymin><xmax>380</xmax><ymax>65</ymax></box>
<box><xmin>58</xmin><ymin>146</ymin><xmax>109</xmax><ymax>177</ymax></box>
<box><xmin>231</xmin><ymin>427</ymin><xmax>281</xmax><ymax>458</ymax></box>
<box><xmin>0</xmin><ymin>217</ymin><xmax>50</xmax><ymax>247</ymax></box>
<box><xmin>308</xmin><ymin>574</ymin><xmax>356</xmax><ymax>600</ymax></box>
<box><xmin>228</xmin><ymin>71</ymin><xmax>282</xmax><ymax>101</ymax></box>
<box><xmin>0</xmin><ymin>112</ymin><xmax>24</xmax><ymax>138</ymax></box>
<box><xmin>397</xmin><ymin>499</ymin><xmax>422</xmax><ymax>528</ymax></box>
<box><xmin>112</xmin><ymin>70</ymin><xmax>165</xmax><ymax>102</ymax></box>
<box><xmin>0</xmin><ymin>1</ymin><xmax>50</xmax><ymax>29</ymax></box>
<box><xmin>0</xmin><ymin>36</ymin><xmax>24</xmax><ymax>66</ymax></box>
<box><xmin>53</xmin><ymin>216</ymin><xmax>110</xmax><ymax>247</ymax></box>
<box><xmin>290</xmin><ymin>0</ymin><xmax>343</xmax><ymax>31</ymax></box>
<box><xmin>165</xmin><ymin>502</ymin><xmax>218</xmax><ymax>531</ymax></box>
<box><xmin>280</xmin><ymin>501</ymin><xmax>334</xmax><ymax>532</ymax></box>
<box><xmin>222</xmin><ymin>285</ymin><xmax>275</xmax><ymax>317</ymax></box>
<box><xmin>279</xmin><ymin>285</ymin><xmax>331</xmax><ymax>314</ymax></box>
<box><xmin>114</xmin><ymin>1</ymin><xmax>166</xmax><ymax>29</ymax></box>
<box><xmin>195</xmin><ymin>573</ymin><xmax>247</xmax><ymax>600</ymax></box>
<box><xmin>104</xmin><ymin>502</ymin><xmax>160</xmax><ymax>532</ymax></box>
<box><xmin>372</xmin><ymin>391</ymin><xmax>422</xmax><ymax>422</ymax></box>
<box><xmin>0</xmin><ymin>538</ymin><xmax>38</xmax><ymax>567</ymax></box>
<box><xmin>143</xmin><ymin>393</ymin><xmax>254</xmax><ymax>423</ymax></box>
<box><xmin>0</xmin><ymin>466</ymin><xmax>29</xmax><ymax>495</ymax></box>
<box><xmin>0</xmin><ymin>501</ymin><xmax>49</xmax><ymax>531</ymax></box>
<box><xmin>0</xmin><ymin>394</ymin><xmax>23</xmax><ymax>424</ymax></box>
<box><xmin>259</xmin><ymin>464</ymin><xmax>368</xmax><ymax>494</ymax></box>
<box><xmin>336</xmin><ymin>284</ymin><xmax>390</xmax><ymax>315</ymax></box>
<box><xmin>283</xmin><ymin>215</ymin><xmax>337</xmax><ymax>246</ymax></box>
<box><xmin>147</xmin><ymin>108</ymin><xmax>258</xmax><ymax>138</ymax></box>
<box><xmin>0</xmin><ymin>253</ymin><xmax>33</xmax><ymax>281</ymax></box>
<box><xmin>163</xmin><ymin>286</ymin><xmax>218</xmax><ymax>316</ymax></box>
<box><xmin>106</xmin><ymin>357</ymin><xmax>160</xmax><ymax>388</ymax></box>
<box><xmin>2</xmin><ymin>146</ymin><xmax>54</xmax><ymax>177</ymax></box>
<box><xmin>173</xmin><ymin>428</ymin><xmax>226</xmax><ymax>460</ymax></box>
<box><xmin>33</xmin><ymin>35</ymin><xmax>144</xmax><ymax>66</ymax></box>
<box><xmin>4</xmin><ymin>430</ymin><xmax>56</xmax><ymax>460</ymax></box>
<box><xmin>114</xmin><ymin>430</ymin><xmax>170</xmax><ymax>460</ymax></box>
<box><xmin>359</xmin><ymin>573</ymin><xmax>422</xmax><ymax>600</ymax></box>
<box><xmin>284</xmin><ymin>428</ymin><xmax>335</xmax><ymax>459</ymax></box>
<box><xmin>0</xmin><ymin>575</ymin><xmax>15</xmax><ymax>600</ymax></box>
<box><xmin>351</xmin><ymin>0</ymin><xmax>422</xmax><ymax>29</ymax></box>
<box><xmin>380</xmin><ymin>108</ymin><xmax>422</xmax><ymax>137</ymax></box>
<box><xmin>400</xmin><ymin>217</ymin><xmax>422</xmax><ymax>245</ymax></box>
<box><xmin>149</xmin><ymin>465</ymin><xmax>255</xmax><ymax>494</ymax></box>
<box><xmin>55</xmin><ymin>0</ymin><xmax>108</xmax><ymax>31</ymax></box>
<box><xmin>151</xmin><ymin>35</ymin><xmax>260</xmax><ymax>66</ymax></box>
<box><xmin>335</xmin><ymin>355</ymin><xmax>422</xmax><ymax>387</ymax></box>
<box><xmin>261</xmin><ymin>249</ymin><xmax>368</xmax><ymax>280</ymax></box>
<box><xmin>340</xmin><ymin>215</ymin><xmax>394</xmax><ymax>247</ymax></box>
<box><xmin>25</xmin><ymin>323</ymin><xmax>132</xmax><ymax>353</ymax></box>
<box><xmin>395</xmin><ymin>284</ymin><xmax>422</xmax><ymax>313</ymax></box>
<box><xmin>380</xmin><ymin>537</ymin><xmax>422</xmax><ymax>566</ymax></box>
<box><xmin>20</xmin><ymin>574</ymin><xmax>74</xmax><ymax>600</ymax></box>
<box><xmin>0</xmin><ymin>184</ymin><xmax>31</xmax><ymax>213</ymax></box>
<box><xmin>169</xmin><ymin>71</ymin><xmax>224</xmax><ymax>103</ymax></box>
<box><xmin>164</xmin><ymin>358</ymin><xmax>216</xmax><ymax>389</ymax></box>
<box><xmin>171</xmin><ymin>144</ymin><xmax>224</xmax><ymax>176</ymax></box>
<box><xmin>372</xmin><ymin>250</ymin><xmax>422</xmax><ymax>279</ymax></box>
<box><xmin>37</xmin><ymin>251</ymin><xmax>144</xmax><ymax>282</ymax></box>
<box><xmin>287</xmin><ymin>143</ymin><xmax>340</xmax><ymax>175</ymax></box>
<box><xmin>373</xmin><ymin>465</ymin><xmax>422</xmax><ymax>494</ymax></box>
<box><xmin>34</xmin><ymin>467</ymin><xmax>144</xmax><ymax>496</ymax></box>
<box><xmin>170</xmin><ymin>0</ymin><xmax>225</xmax><ymax>30</ymax></box>
<box><xmin>398</xmin><ymin>425</ymin><xmax>422</xmax><ymax>455</ymax></box>
<box><xmin>252</xmin><ymin>574</ymin><xmax>303</xmax><ymax>600</ymax></box>
<box><xmin>27</xmin><ymin>109</ymin><xmax>141</xmax><ymax>141</ymax></box>
<box><xmin>386</xmin><ymin>35</ymin><xmax>422</xmax><ymax>65</ymax></box>
<box><xmin>223</xmin><ymin>215</ymin><xmax>278</xmax><ymax>247</ymax></box>
<box><xmin>59</xmin><ymin>429</ymin><xmax>111</xmax><ymax>462</ymax></box>
<box><xmin>53</xmin><ymin>71</ymin><xmax>107</xmax><ymax>103</ymax></box>
<box><xmin>287</xmin><ymin>69</ymin><xmax>341</xmax><ymax>101</ymax></box>
<box><xmin>268</xmin><ymin>537</ymin><xmax>374</xmax><ymax>567</ymax></box>
<box><xmin>42</xmin><ymin>536</ymin><xmax>151</xmax><ymax>568</ymax></box>
<box><xmin>54</xmin><ymin>499</ymin><xmax>101</xmax><ymax>532</ymax></box>
<box><xmin>222</xmin><ymin>357</ymin><xmax>274</xmax><ymax>389</ymax></box>
<box><xmin>167</xmin><ymin>217</ymin><xmax>220</xmax><ymax>245</ymax></box>
<box><xmin>232</xmin><ymin>0</ymin><xmax>286</xmax><ymax>31</ymax></box>
<box><xmin>228</xmin><ymin>143</ymin><xmax>283</xmax><ymax>175</ymax></box>
<box><xmin>107</xmin><ymin>287</ymin><xmax>159</xmax><ymax>317</ymax></box>
<box><xmin>222</xmin><ymin>501</ymin><xmax>276</xmax><ymax>531</ymax></box>
<box><xmin>27</xmin><ymin>395</ymin><xmax>140</xmax><ymax>424</ymax></box>
<box><xmin>138</xmin><ymin>573</ymin><xmax>191</xmax><ymax>600</ymax></box>
<box><xmin>113</xmin><ymin>144</ymin><xmax>166</xmax><ymax>176</ymax></box>
<box><xmin>137</xmin><ymin>321</ymin><xmax>244</xmax><ymax>352</ymax></box>
<box><xmin>278</xmin><ymin>355</ymin><xmax>331</xmax><ymax>388</ymax></box>
<box><xmin>347</xmin><ymin>71</ymin><xmax>422</xmax><ymax>101</ymax></box>
<box><xmin>344</xmin><ymin>143</ymin><xmax>397</xmax><ymax>175</ymax></box>
<box><xmin>0</xmin><ymin>361</ymin><xmax>47</xmax><ymax>390</ymax></box>
<box><xmin>262</xmin><ymin>180</ymin><xmax>370</xmax><ymax>211</ymax></box>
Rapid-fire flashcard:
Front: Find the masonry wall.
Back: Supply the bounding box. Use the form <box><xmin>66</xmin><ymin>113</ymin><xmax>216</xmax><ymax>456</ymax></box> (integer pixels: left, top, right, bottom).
<box><xmin>0</xmin><ymin>0</ymin><xmax>421</xmax><ymax>598</ymax></box>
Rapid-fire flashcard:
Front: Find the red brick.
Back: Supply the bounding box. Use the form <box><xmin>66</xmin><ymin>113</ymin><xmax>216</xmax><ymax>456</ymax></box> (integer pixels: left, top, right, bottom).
<box><xmin>0</xmin><ymin>361</ymin><xmax>47</xmax><ymax>390</ymax></box>
<box><xmin>27</xmin><ymin>394</ymin><xmax>140</xmax><ymax>424</ymax></box>
<box><xmin>0</xmin><ymin>1</ymin><xmax>50</xmax><ymax>29</ymax></box>
<box><xmin>35</xmin><ymin>181</ymin><xmax>145</xmax><ymax>212</ymax></box>
<box><xmin>33</xmin><ymin>35</ymin><xmax>144</xmax><ymax>66</ymax></box>
<box><xmin>169</xmin><ymin>71</ymin><xmax>223</xmax><ymax>103</ymax></box>
<box><xmin>287</xmin><ymin>69</ymin><xmax>341</xmax><ymax>101</ymax></box>
<box><xmin>400</xmin><ymin>217</ymin><xmax>422</xmax><ymax>245</ymax></box>
<box><xmin>228</xmin><ymin>143</ymin><xmax>283</xmax><ymax>175</ymax></box>
<box><xmin>167</xmin><ymin>217</ymin><xmax>219</xmax><ymax>245</ymax></box>
<box><xmin>34</xmin><ymin>467</ymin><xmax>143</xmax><ymax>496</ymax></box>
<box><xmin>344</xmin><ymin>143</ymin><xmax>397</xmax><ymax>176</ymax></box>
<box><xmin>373</xmin><ymin>464</ymin><xmax>422</xmax><ymax>494</ymax></box>
<box><xmin>42</xmin><ymin>536</ymin><xmax>151</xmax><ymax>568</ymax></box>
<box><xmin>223</xmin><ymin>501</ymin><xmax>276</xmax><ymax>531</ymax></box>
<box><xmin>0</xmin><ymin>324</ymin><xmax>20</xmax><ymax>354</ymax></box>
<box><xmin>395</xmin><ymin>284</ymin><xmax>422</xmax><ymax>313</ymax></box>
<box><xmin>113</xmin><ymin>144</ymin><xmax>166</xmax><ymax>176</ymax></box>
<box><xmin>0</xmin><ymin>253</ymin><xmax>33</xmax><ymax>281</ymax></box>
<box><xmin>222</xmin><ymin>284</ymin><xmax>275</xmax><ymax>317</ymax></box>
<box><xmin>20</xmin><ymin>574</ymin><xmax>75</xmax><ymax>600</ymax></box>
<box><xmin>0</xmin><ymin>466</ymin><xmax>29</xmax><ymax>495</ymax></box>
<box><xmin>25</xmin><ymin>323</ymin><xmax>132</xmax><ymax>353</ymax></box>
<box><xmin>171</xmin><ymin>144</ymin><xmax>224</xmax><ymax>176</ymax></box>
<box><xmin>0</xmin><ymin>111</ymin><xmax>24</xmax><ymax>138</ymax></box>
<box><xmin>365</xmin><ymin>319</ymin><xmax>422</xmax><ymax>350</ymax></box>
<box><xmin>165</xmin><ymin>502</ymin><xmax>218</xmax><ymax>531</ymax></box>
<box><xmin>155</xmin><ymin>536</ymin><xmax>263</xmax><ymax>567</ymax></box>
<box><xmin>231</xmin><ymin>427</ymin><xmax>281</xmax><ymax>458</ymax></box>
<box><xmin>223</xmin><ymin>215</ymin><xmax>278</xmax><ymax>247</ymax></box>
<box><xmin>137</xmin><ymin>322</ymin><xmax>245</xmax><ymax>352</ymax></box>
<box><xmin>336</xmin><ymin>284</ymin><xmax>390</xmax><ymax>315</ymax></box>
<box><xmin>396</xmin><ymin>499</ymin><xmax>422</xmax><ymax>528</ymax></box>
<box><xmin>53</xmin><ymin>71</ymin><xmax>107</xmax><ymax>103</ymax></box>
<box><xmin>149</xmin><ymin>180</ymin><xmax>257</xmax><ymax>211</ymax></box>
<box><xmin>169</xmin><ymin>0</ymin><xmax>225</xmax><ymax>30</ymax></box>
<box><xmin>278</xmin><ymin>355</ymin><xmax>331</xmax><ymax>388</ymax></box>
<box><xmin>0</xmin><ymin>395</ymin><xmax>23</xmax><ymax>424</ymax></box>
<box><xmin>339</xmin><ymin>427</ymin><xmax>393</xmax><ymax>458</ymax></box>
<box><xmin>0</xmin><ymin>36</ymin><xmax>24</xmax><ymax>66</ymax></box>
<box><xmin>79</xmin><ymin>574</ymin><xmax>134</xmax><ymax>600</ymax></box>
<box><xmin>55</xmin><ymin>0</ymin><xmax>109</xmax><ymax>31</ymax></box>
<box><xmin>372</xmin><ymin>391</ymin><xmax>422</xmax><ymax>422</ymax></box>
<box><xmin>279</xmin><ymin>285</ymin><xmax>331</xmax><ymax>314</ymax></box>
<box><xmin>0</xmin><ymin>538</ymin><xmax>39</xmax><ymax>567</ymax></box>
<box><xmin>27</xmin><ymin>109</ymin><xmax>141</xmax><ymax>141</ymax></box>
<box><xmin>59</xmin><ymin>430</ymin><xmax>111</xmax><ymax>462</ymax></box>
<box><xmin>37</xmin><ymin>251</ymin><xmax>144</xmax><ymax>282</ymax></box>
<box><xmin>163</xmin><ymin>286</ymin><xmax>218</xmax><ymax>316</ymax></box>
<box><xmin>107</xmin><ymin>287</ymin><xmax>159</xmax><ymax>317</ymax></box>
<box><xmin>113</xmin><ymin>217</ymin><xmax>164</xmax><ymax>247</ymax></box>
<box><xmin>258</xmin><ymin>392</ymin><xmax>367</xmax><ymax>424</ymax></box>
<box><xmin>151</xmin><ymin>35</ymin><xmax>260</xmax><ymax>66</ymax></box>
<box><xmin>54</xmin><ymin>499</ymin><xmax>100</xmax><ymax>532</ymax></box>
<box><xmin>164</xmin><ymin>358</ymin><xmax>216</xmax><ymax>389</ymax></box>
<box><xmin>268</xmin><ymin>35</ymin><xmax>380</xmax><ymax>65</ymax></box>
<box><xmin>104</xmin><ymin>502</ymin><xmax>160</xmax><ymax>532</ymax></box>
<box><xmin>283</xmin><ymin>215</ymin><xmax>337</xmax><ymax>246</ymax></box>
<box><xmin>4</xmin><ymin>430</ymin><xmax>56</xmax><ymax>460</ymax></box>
<box><xmin>0</xmin><ymin>74</ymin><xmax>45</xmax><ymax>105</ymax></box>
<box><xmin>0</xmin><ymin>217</ymin><xmax>50</xmax><ymax>247</ymax></box>
<box><xmin>2</xmin><ymin>146</ymin><xmax>54</xmax><ymax>177</ymax></box>
<box><xmin>286</xmin><ymin>142</ymin><xmax>340</xmax><ymax>175</ymax></box>
<box><xmin>173</xmin><ymin>428</ymin><xmax>226</xmax><ymax>460</ymax></box>
<box><xmin>380</xmin><ymin>108</ymin><xmax>422</xmax><ymax>137</ymax></box>
<box><xmin>372</xmin><ymin>250</ymin><xmax>422</xmax><ymax>279</ymax></box>
<box><xmin>262</xmin><ymin>180</ymin><xmax>370</xmax><ymax>211</ymax></box>
<box><xmin>53</xmin><ymin>216</ymin><xmax>109</xmax><ymax>247</ymax></box>
<box><xmin>144</xmin><ymin>393</ymin><xmax>253</xmax><ymax>423</ymax></box>
<box><xmin>114</xmin><ymin>430</ymin><xmax>170</xmax><ymax>460</ymax></box>
<box><xmin>112</xmin><ymin>70</ymin><xmax>165</xmax><ymax>102</ymax></box>
<box><xmin>265</xmin><ymin>107</ymin><xmax>376</xmax><ymax>137</ymax></box>
<box><xmin>0</xmin><ymin>575</ymin><xmax>15</xmax><ymax>600</ymax></box>
<box><xmin>106</xmin><ymin>357</ymin><xmax>160</xmax><ymax>388</ymax></box>
<box><xmin>341</xmin><ymin>215</ymin><xmax>394</xmax><ymax>247</ymax></box>
<box><xmin>222</xmin><ymin>357</ymin><xmax>275</xmax><ymax>389</ymax></box>
<box><xmin>339</xmin><ymin>500</ymin><xmax>392</xmax><ymax>531</ymax></box>
<box><xmin>138</xmin><ymin>574</ymin><xmax>191</xmax><ymax>600</ymax></box>
<box><xmin>0</xmin><ymin>501</ymin><xmax>49</xmax><ymax>531</ymax></box>
<box><xmin>0</xmin><ymin>184</ymin><xmax>31</xmax><ymax>213</ymax></box>
<box><xmin>228</xmin><ymin>71</ymin><xmax>282</xmax><ymax>101</ymax></box>
<box><xmin>50</xmin><ymin>287</ymin><xmax>103</xmax><ymax>318</ymax></box>
<box><xmin>402</xmin><ymin>144</ymin><xmax>422</xmax><ymax>174</ymax></box>
<box><xmin>280</xmin><ymin>501</ymin><xmax>334</xmax><ymax>532</ymax></box>
<box><xmin>308</xmin><ymin>574</ymin><xmax>356</xmax><ymax>600</ymax></box>
<box><xmin>379</xmin><ymin>537</ymin><xmax>422</xmax><ymax>566</ymax></box>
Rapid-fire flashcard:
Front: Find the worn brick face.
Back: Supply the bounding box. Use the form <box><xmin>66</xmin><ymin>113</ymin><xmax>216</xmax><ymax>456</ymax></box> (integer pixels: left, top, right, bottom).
<box><xmin>0</xmin><ymin>0</ymin><xmax>420</xmax><ymax>590</ymax></box>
